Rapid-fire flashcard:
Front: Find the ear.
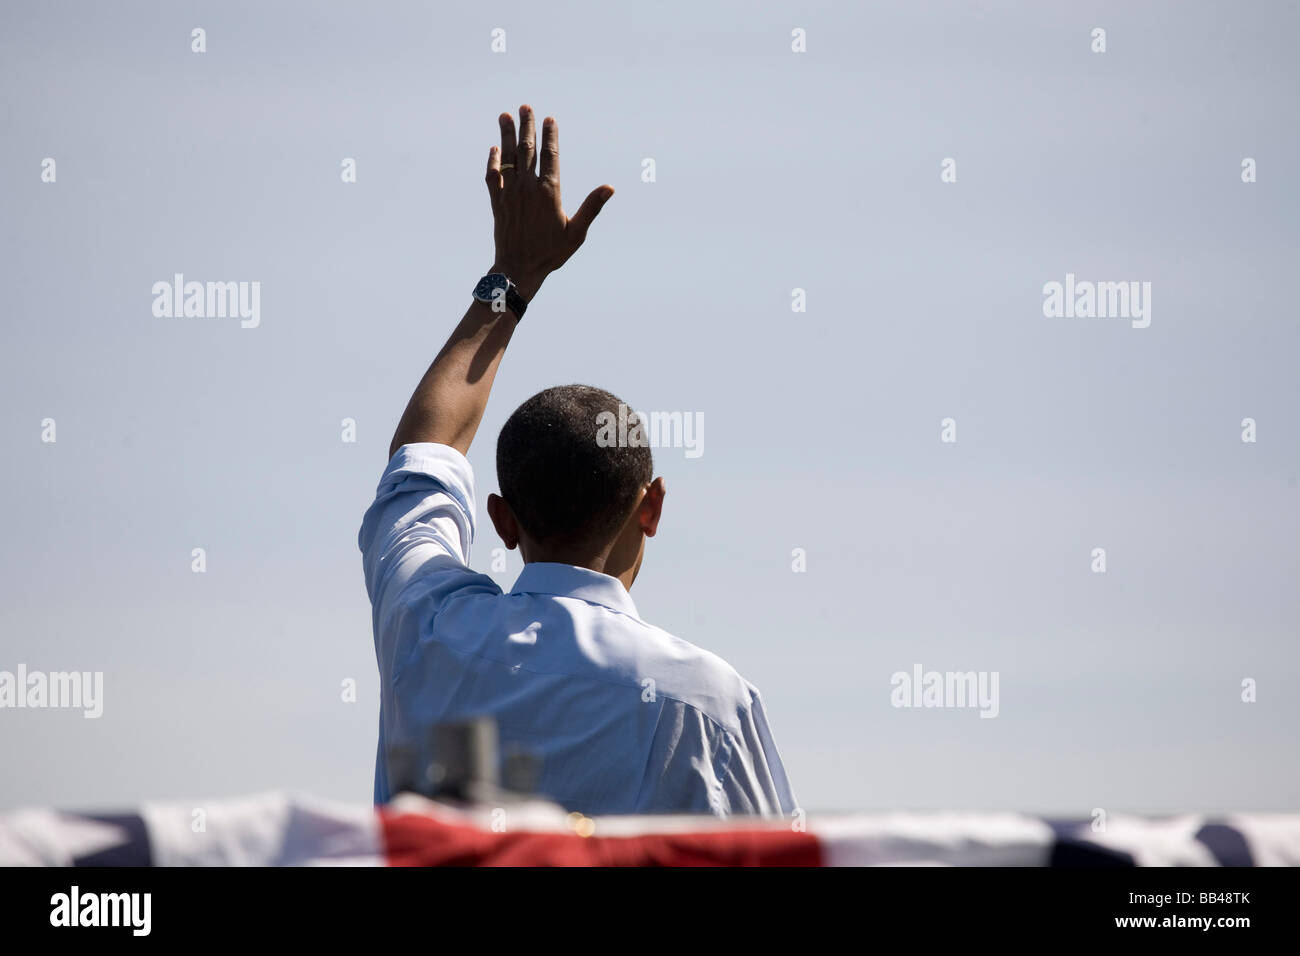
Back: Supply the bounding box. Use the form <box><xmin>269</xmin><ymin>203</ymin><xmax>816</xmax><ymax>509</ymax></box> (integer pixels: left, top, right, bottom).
<box><xmin>638</xmin><ymin>477</ymin><xmax>667</xmax><ymax>538</ymax></box>
<box><xmin>487</xmin><ymin>493</ymin><xmax>520</xmax><ymax>549</ymax></box>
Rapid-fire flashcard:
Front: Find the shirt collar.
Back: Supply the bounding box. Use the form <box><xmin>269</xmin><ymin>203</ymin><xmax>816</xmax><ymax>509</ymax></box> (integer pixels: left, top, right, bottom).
<box><xmin>510</xmin><ymin>562</ymin><xmax>640</xmax><ymax>618</ymax></box>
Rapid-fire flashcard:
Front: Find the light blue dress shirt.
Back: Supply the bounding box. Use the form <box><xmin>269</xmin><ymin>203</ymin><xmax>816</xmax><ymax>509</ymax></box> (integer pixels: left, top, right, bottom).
<box><xmin>359</xmin><ymin>443</ymin><xmax>797</xmax><ymax>817</ymax></box>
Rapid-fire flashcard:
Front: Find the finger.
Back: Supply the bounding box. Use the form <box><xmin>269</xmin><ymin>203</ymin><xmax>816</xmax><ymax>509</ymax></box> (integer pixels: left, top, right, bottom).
<box><xmin>539</xmin><ymin>116</ymin><xmax>559</xmax><ymax>183</ymax></box>
<box><xmin>485</xmin><ymin>146</ymin><xmax>502</xmax><ymax>206</ymax></box>
<box><xmin>498</xmin><ymin>112</ymin><xmax>517</xmax><ymax>180</ymax></box>
<box><xmin>566</xmin><ymin>185</ymin><xmax>614</xmax><ymax>246</ymax></box>
<box><xmin>517</xmin><ymin>104</ymin><xmax>536</xmax><ymax>175</ymax></box>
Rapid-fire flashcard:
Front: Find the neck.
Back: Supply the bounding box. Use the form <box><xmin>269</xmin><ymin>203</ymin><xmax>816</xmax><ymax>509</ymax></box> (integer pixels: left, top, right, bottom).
<box><xmin>520</xmin><ymin>545</ymin><xmax>637</xmax><ymax>591</ymax></box>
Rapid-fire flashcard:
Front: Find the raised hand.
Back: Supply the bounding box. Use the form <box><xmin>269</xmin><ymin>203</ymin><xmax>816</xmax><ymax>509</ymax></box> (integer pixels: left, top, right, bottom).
<box><xmin>485</xmin><ymin>105</ymin><xmax>614</xmax><ymax>301</ymax></box>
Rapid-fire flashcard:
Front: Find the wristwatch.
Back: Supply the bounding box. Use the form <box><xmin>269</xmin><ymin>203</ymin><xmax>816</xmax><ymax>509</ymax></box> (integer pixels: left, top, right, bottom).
<box><xmin>472</xmin><ymin>272</ymin><xmax>528</xmax><ymax>321</ymax></box>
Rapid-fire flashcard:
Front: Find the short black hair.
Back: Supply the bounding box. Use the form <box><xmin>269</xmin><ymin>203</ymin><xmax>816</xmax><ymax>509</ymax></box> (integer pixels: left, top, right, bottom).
<box><xmin>497</xmin><ymin>385</ymin><xmax>653</xmax><ymax>550</ymax></box>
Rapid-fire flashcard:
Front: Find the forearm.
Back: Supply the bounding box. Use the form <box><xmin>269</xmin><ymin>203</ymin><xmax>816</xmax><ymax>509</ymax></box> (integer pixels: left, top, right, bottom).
<box><xmin>388</xmin><ymin>280</ymin><xmax>533</xmax><ymax>459</ymax></box>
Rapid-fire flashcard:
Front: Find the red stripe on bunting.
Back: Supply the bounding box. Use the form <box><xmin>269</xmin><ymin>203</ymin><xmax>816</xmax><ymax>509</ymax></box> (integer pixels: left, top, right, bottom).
<box><xmin>379</xmin><ymin>810</ymin><xmax>823</xmax><ymax>867</ymax></box>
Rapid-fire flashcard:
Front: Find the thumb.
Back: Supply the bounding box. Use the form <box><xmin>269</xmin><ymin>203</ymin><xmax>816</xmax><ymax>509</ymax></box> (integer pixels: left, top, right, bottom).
<box><xmin>567</xmin><ymin>185</ymin><xmax>614</xmax><ymax>244</ymax></box>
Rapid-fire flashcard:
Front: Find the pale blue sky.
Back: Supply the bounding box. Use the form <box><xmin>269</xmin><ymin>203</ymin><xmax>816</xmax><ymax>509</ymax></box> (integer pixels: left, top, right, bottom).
<box><xmin>1</xmin><ymin>0</ymin><xmax>1297</xmax><ymax>814</ymax></box>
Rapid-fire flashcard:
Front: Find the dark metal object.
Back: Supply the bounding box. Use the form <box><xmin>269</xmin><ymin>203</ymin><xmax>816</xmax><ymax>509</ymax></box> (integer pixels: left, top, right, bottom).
<box><xmin>389</xmin><ymin>716</ymin><xmax>539</xmax><ymax>804</ymax></box>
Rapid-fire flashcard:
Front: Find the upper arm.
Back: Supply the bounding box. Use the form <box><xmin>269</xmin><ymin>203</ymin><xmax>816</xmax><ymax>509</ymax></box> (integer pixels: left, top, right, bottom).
<box><xmin>714</xmin><ymin>693</ymin><xmax>798</xmax><ymax>818</ymax></box>
<box><xmin>358</xmin><ymin>443</ymin><xmax>499</xmax><ymax>661</ymax></box>
<box><xmin>638</xmin><ymin>697</ymin><xmax>798</xmax><ymax>819</ymax></box>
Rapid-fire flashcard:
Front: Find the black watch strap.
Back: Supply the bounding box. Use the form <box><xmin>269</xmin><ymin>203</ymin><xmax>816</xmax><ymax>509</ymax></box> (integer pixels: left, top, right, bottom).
<box><xmin>505</xmin><ymin>284</ymin><xmax>528</xmax><ymax>321</ymax></box>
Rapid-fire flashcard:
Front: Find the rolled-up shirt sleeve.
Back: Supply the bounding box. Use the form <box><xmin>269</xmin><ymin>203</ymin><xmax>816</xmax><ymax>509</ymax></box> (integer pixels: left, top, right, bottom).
<box><xmin>358</xmin><ymin>443</ymin><xmax>499</xmax><ymax>675</ymax></box>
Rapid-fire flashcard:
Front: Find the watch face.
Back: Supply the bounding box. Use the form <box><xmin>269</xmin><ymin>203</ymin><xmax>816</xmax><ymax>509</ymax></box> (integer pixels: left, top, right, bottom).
<box><xmin>473</xmin><ymin>273</ymin><xmax>508</xmax><ymax>302</ymax></box>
